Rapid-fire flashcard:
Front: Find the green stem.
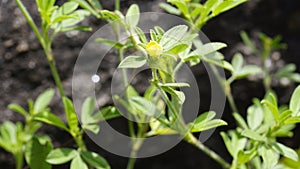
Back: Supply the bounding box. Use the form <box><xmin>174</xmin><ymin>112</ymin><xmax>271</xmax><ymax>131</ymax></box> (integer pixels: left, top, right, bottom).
<box><xmin>126</xmin><ymin>124</ymin><xmax>147</xmax><ymax>169</ymax></box>
<box><xmin>209</xmin><ymin>64</ymin><xmax>238</xmax><ymax>113</ymax></box>
<box><xmin>185</xmin><ymin>133</ymin><xmax>231</xmax><ymax>169</ymax></box>
<box><xmin>115</xmin><ymin>0</ymin><xmax>120</xmax><ymax>11</ymax></box>
<box><xmin>15</xmin><ymin>0</ymin><xmax>45</xmax><ymax>49</ymax></box>
<box><xmin>74</xmin><ymin>132</ymin><xmax>87</xmax><ymax>152</ymax></box>
<box><xmin>14</xmin><ymin>151</ymin><xmax>24</xmax><ymax>169</ymax></box>
<box><xmin>173</xmin><ymin>61</ymin><xmax>184</xmax><ymax>77</ymax></box>
<box><xmin>45</xmin><ymin>47</ymin><xmax>65</xmax><ymax>97</ymax></box>
<box><xmin>262</xmin><ymin>58</ymin><xmax>271</xmax><ymax>92</ymax></box>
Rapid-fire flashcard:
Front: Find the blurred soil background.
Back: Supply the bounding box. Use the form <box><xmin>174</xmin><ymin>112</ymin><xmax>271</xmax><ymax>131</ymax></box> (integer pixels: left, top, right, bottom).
<box><xmin>0</xmin><ymin>0</ymin><xmax>300</xmax><ymax>168</ymax></box>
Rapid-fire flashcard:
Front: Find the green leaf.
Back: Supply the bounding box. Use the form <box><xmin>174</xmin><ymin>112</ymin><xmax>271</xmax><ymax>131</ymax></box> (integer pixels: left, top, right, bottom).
<box><xmin>290</xmin><ymin>85</ymin><xmax>300</xmax><ymax>116</ymax></box>
<box><xmin>213</xmin><ymin>0</ymin><xmax>247</xmax><ymax>16</ymax></box>
<box><xmin>275</xmin><ymin>64</ymin><xmax>296</xmax><ymax>77</ymax></box>
<box><xmin>81</xmin><ymin>151</ymin><xmax>110</xmax><ymax>169</ymax></box>
<box><xmin>82</xmin><ymin>124</ymin><xmax>100</xmax><ymax>134</ymax></box>
<box><xmin>222</xmin><ymin>61</ymin><xmax>234</xmax><ymax>72</ymax></box>
<box><xmin>234</xmin><ymin>65</ymin><xmax>261</xmax><ymax>79</ymax></box>
<box><xmin>0</xmin><ymin>121</ymin><xmax>17</xmax><ymax>147</ymax></box>
<box><xmin>261</xmin><ymin>145</ymin><xmax>279</xmax><ymax>169</ymax></box>
<box><xmin>95</xmin><ymin>38</ymin><xmax>123</xmax><ymax>49</ymax></box>
<box><xmin>241</xmin><ymin>129</ymin><xmax>266</xmax><ymax>142</ymax></box>
<box><xmin>261</xmin><ymin>100</ymin><xmax>279</xmax><ymax>120</ymax></box>
<box><xmin>280</xmin><ymin>149</ymin><xmax>300</xmax><ymax>169</ymax></box>
<box><xmin>47</xmin><ymin>148</ymin><xmax>77</xmax><ymax>164</ymax></box>
<box><xmin>233</xmin><ymin>112</ymin><xmax>248</xmax><ymax>129</ymax></box>
<box><xmin>25</xmin><ymin>137</ymin><xmax>52</xmax><ymax>169</ymax></box>
<box><xmin>119</xmin><ymin>55</ymin><xmax>146</xmax><ymax>68</ymax></box>
<box><xmin>62</xmin><ymin>97</ymin><xmax>79</xmax><ymax>133</ymax></box>
<box><xmin>191</xmin><ymin>119</ymin><xmax>227</xmax><ymax>132</ymax></box>
<box><xmin>167</xmin><ymin>0</ymin><xmax>189</xmax><ymax>16</ymax></box>
<box><xmin>71</xmin><ymin>155</ymin><xmax>88</xmax><ymax>169</ymax></box>
<box><xmin>150</xmin><ymin>29</ymin><xmax>158</xmax><ymax>42</ymax></box>
<box><xmin>126</xmin><ymin>4</ymin><xmax>140</xmax><ymax>30</ymax></box>
<box><xmin>101</xmin><ymin>10</ymin><xmax>122</xmax><ymax>21</ymax></box>
<box><xmin>190</xmin><ymin>111</ymin><xmax>227</xmax><ymax>132</ymax></box>
<box><xmin>8</xmin><ymin>104</ymin><xmax>28</xmax><ymax>117</ymax></box>
<box><xmin>160</xmin><ymin>25</ymin><xmax>188</xmax><ymax>51</ymax></box>
<box><xmin>194</xmin><ymin>111</ymin><xmax>216</xmax><ymax>124</ymax></box>
<box><xmin>34</xmin><ymin>89</ymin><xmax>55</xmax><ymax>113</ymax></box>
<box><xmin>34</xmin><ymin>111</ymin><xmax>68</xmax><ymax>131</ymax></box>
<box><xmin>160</xmin><ymin>86</ymin><xmax>185</xmax><ymax>104</ymax></box>
<box><xmin>89</xmin><ymin>0</ymin><xmax>102</xmax><ymax>10</ymax></box>
<box><xmin>129</xmin><ymin>96</ymin><xmax>160</xmax><ymax>117</ymax></box>
<box><xmin>72</xmin><ymin>0</ymin><xmax>99</xmax><ymax>17</ymax></box>
<box><xmin>279</xmin><ymin>110</ymin><xmax>292</xmax><ymax>123</ymax></box>
<box><xmin>220</xmin><ymin>132</ymin><xmax>234</xmax><ymax>157</ymax></box>
<box><xmin>240</xmin><ymin>31</ymin><xmax>257</xmax><ymax>54</ymax></box>
<box><xmin>288</xmin><ymin>73</ymin><xmax>300</xmax><ymax>83</ymax></box>
<box><xmin>237</xmin><ymin>148</ymin><xmax>257</xmax><ymax>165</ymax></box>
<box><xmin>91</xmin><ymin>106</ymin><xmax>121</xmax><ymax>123</ymax></box>
<box><xmin>271</xmin><ymin>142</ymin><xmax>299</xmax><ymax>161</ymax></box>
<box><xmin>284</xmin><ymin>117</ymin><xmax>300</xmax><ymax>125</ymax></box>
<box><xmin>167</xmin><ymin>44</ymin><xmax>188</xmax><ymax>55</ymax></box>
<box><xmin>158</xmin><ymin>82</ymin><xmax>190</xmax><ymax>88</ymax></box>
<box><xmin>191</xmin><ymin>4</ymin><xmax>204</xmax><ymax>18</ymax></box>
<box><xmin>135</xmin><ymin>27</ymin><xmax>147</xmax><ymax>44</ymax></box>
<box><xmin>159</xmin><ymin>3</ymin><xmax>181</xmax><ymax>15</ymax></box>
<box><xmin>232</xmin><ymin>53</ymin><xmax>243</xmax><ymax>71</ymax></box>
<box><xmin>60</xmin><ymin>2</ymin><xmax>79</xmax><ymax>15</ymax></box>
<box><xmin>247</xmin><ymin>104</ymin><xmax>263</xmax><ymax>130</ymax></box>
<box><xmin>144</xmin><ymin>85</ymin><xmax>157</xmax><ymax>100</ymax></box>
<box><xmin>58</xmin><ymin>10</ymin><xmax>90</xmax><ymax>29</ymax></box>
<box><xmin>60</xmin><ymin>26</ymin><xmax>92</xmax><ymax>32</ymax></box>
<box><xmin>81</xmin><ymin>97</ymin><xmax>95</xmax><ymax>125</ymax></box>
<box><xmin>193</xmin><ymin>42</ymin><xmax>227</xmax><ymax>57</ymax></box>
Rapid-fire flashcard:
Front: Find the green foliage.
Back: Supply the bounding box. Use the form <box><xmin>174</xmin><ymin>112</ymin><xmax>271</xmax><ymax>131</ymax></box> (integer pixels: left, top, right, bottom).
<box><xmin>221</xmin><ymin>88</ymin><xmax>300</xmax><ymax>168</ymax></box>
<box><xmin>10</xmin><ymin>0</ymin><xmax>300</xmax><ymax>169</ymax></box>
<box><xmin>240</xmin><ymin>31</ymin><xmax>299</xmax><ymax>91</ymax></box>
<box><xmin>189</xmin><ymin>111</ymin><xmax>227</xmax><ymax>132</ymax></box>
<box><xmin>47</xmin><ymin>148</ymin><xmax>111</xmax><ymax>169</ymax></box>
<box><xmin>160</xmin><ymin>0</ymin><xmax>247</xmax><ymax>30</ymax></box>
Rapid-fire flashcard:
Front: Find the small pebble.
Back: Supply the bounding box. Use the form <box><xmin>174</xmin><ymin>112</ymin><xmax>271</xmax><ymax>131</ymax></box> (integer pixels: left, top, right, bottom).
<box><xmin>4</xmin><ymin>39</ymin><xmax>14</xmax><ymax>48</ymax></box>
<box><xmin>16</xmin><ymin>40</ymin><xmax>29</xmax><ymax>53</ymax></box>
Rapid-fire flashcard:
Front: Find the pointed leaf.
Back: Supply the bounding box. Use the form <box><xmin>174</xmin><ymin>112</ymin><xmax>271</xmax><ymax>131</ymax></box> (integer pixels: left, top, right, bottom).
<box><xmin>34</xmin><ymin>111</ymin><xmax>68</xmax><ymax>131</ymax></box>
<box><xmin>46</xmin><ymin>148</ymin><xmax>77</xmax><ymax>164</ymax></box>
<box><xmin>25</xmin><ymin>137</ymin><xmax>52</xmax><ymax>169</ymax></box>
<box><xmin>63</xmin><ymin>97</ymin><xmax>79</xmax><ymax>133</ymax></box>
<box><xmin>8</xmin><ymin>104</ymin><xmax>28</xmax><ymax>117</ymax></box>
<box><xmin>159</xmin><ymin>3</ymin><xmax>181</xmax><ymax>15</ymax></box>
<box><xmin>71</xmin><ymin>155</ymin><xmax>88</xmax><ymax>169</ymax></box>
<box><xmin>119</xmin><ymin>55</ymin><xmax>146</xmax><ymax>68</ymax></box>
<box><xmin>81</xmin><ymin>151</ymin><xmax>110</xmax><ymax>169</ymax></box>
<box><xmin>34</xmin><ymin>89</ymin><xmax>55</xmax><ymax>113</ymax></box>
<box><xmin>241</xmin><ymin>129</ymin><xmax>266</xmax><ymax>142</ymax></box>
<box><xmin>271</xmin><ymin>142</ymin><xmax>299</xmax><ymax>161</ymax></box>
<box><xmin>126</xmin><ymin>4</ymin><xmax>140</xmax><ymax>29</ymax></box>
<box><xmin>290</xmin><ymin>85</ymin><xmax>300</xmax><ymax>116</ymax></box>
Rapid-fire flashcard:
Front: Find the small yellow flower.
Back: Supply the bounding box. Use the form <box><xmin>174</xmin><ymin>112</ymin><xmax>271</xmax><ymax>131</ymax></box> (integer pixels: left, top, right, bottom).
<box><xmin>146</xmin><ymin>41</ymin><xmax>163</xmax><ymax>57</ymax></box>
<box><xmin>184</xmin><ymin>0</ymin><xmax>191</xmax><ymax>2</ymax></box>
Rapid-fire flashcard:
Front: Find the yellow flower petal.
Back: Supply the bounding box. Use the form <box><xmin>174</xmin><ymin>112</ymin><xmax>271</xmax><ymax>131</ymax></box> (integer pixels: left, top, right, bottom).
<box><xmin>146</xmin><ymin>41</ymin><xmax>163</xmax><ymax>57</ymax></box>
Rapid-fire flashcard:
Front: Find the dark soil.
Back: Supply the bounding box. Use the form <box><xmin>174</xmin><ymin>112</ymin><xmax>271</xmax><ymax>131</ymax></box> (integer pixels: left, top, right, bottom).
<box><xmin>0</xmin><ymin>0</ymin><xmax>300</xmax><ymax>168</ymax></box>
